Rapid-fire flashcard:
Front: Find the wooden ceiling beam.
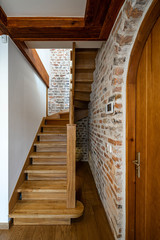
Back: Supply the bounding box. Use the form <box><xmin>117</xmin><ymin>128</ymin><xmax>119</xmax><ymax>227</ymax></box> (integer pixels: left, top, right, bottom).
<box><xmin>85</xmin><ymin>0</ymin><xmax>111</xmax><ymax>26</ymax></box>
<box><xmin>7</xmin><ymin>17</ymin><xmax>84</xmax><ymax>28</ymax></box>
<box><xmin>14</xmin><ymin>38</ymin><xmax>103</xmax><ymax>42</ymax></box>
<box><xmin>1</xmin><ymin>1</ymin><xmax>125</xmax><ymax>41</ymax></box>
<box><xmin>99</xmin><ymin>0</ymin><xmax>125</xmax><ymax>39</ymax></box>
<box><xmin>0</xmin><ymin>6</ymin><xmax>9</xmax><ymax>34</ymax></box>
<box><xmin>14</xmin><ymin>41</ymin><xmax>49</xmax><ymax>87</ymax></box>
<box><xmin>9</xmin><ymin>27</ymin><xmax>101</xmax><ymax>40</ymax></box>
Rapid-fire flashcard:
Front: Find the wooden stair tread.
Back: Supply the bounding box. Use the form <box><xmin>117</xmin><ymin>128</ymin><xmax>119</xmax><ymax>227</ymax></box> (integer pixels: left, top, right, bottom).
<box><xmin>32</xmin><ymin>159</ymin><xmax>66</xmax><ymax>165</ymax></box>
<box><xmin>18</xmin><ymin>181</ymin><xmax>67</xmax><ymax>193</ymax></box>
<box><xmin>25</xmin><ymin>165</ymin><xmax>67</xmax><ymax>174</ymax></box>
<box><xmin>38</xmin><ymin>133</ymin><xmax>67</xmax><ymax>136</ymax></box>
<box><xmin>34</xmin><ymin>142</ymin><xmax>67</xmax><ymax>146</ymax></box>
<box><xmin>45</xmin><ymin>118</ymin><xmax>69</xmax><ymax>121</ymax></box>
<box><xmin>30</xmin><ymin>152</ymin><xmax>66</xmax><ymax>158</ymax></box>
<box><xmin>9</xmin><ymin>200</ymin><xmax>84</xmax><ymax>219</ymax></box>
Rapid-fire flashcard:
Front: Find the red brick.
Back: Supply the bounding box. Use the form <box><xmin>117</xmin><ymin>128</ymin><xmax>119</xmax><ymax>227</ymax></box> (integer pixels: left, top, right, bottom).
<box><xmin>114</xmin><ymin>103</ymin><xmax>122</xmax><ymax>109</ymax></box>
<box><xmin>125</xmin><ymin>2</ymin><xmax>143</xmax><ymax>19</ymax></box>
<box><xmin>113</xmin><ymin>67</ymin><xmax>124</xmax><ymax>75</ymax></box>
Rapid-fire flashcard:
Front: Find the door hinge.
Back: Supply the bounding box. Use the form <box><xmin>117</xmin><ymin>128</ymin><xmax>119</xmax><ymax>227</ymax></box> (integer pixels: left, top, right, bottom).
<box><xmin>132</xmin><ymin>152</ymin><xmax>140</xmax><ymax>178</ymax></box>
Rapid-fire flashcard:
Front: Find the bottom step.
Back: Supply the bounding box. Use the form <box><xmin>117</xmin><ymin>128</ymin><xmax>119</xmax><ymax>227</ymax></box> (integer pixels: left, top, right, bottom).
<box><xmin>9</xmin><ymin>200</ymin><xmax>84</xmax><ymax>226</ymax></box>
<box><xmin>14</xmin><ymin>218</ymin><xmax>71</xmax><ymax>225</ymax></box>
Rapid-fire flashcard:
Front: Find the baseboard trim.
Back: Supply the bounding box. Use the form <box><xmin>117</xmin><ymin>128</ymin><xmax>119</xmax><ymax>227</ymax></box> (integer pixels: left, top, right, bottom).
<box><xmin>0</xmin><ymin>219</ymin><xmax>13</xmax><ymax>230</ymax></box>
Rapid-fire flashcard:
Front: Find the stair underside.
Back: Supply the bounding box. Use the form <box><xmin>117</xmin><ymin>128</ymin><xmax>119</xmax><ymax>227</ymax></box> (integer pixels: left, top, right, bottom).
<box><xmin>9</xmin><ymin>200</ymin><xmax>84</xmax><ymax>225</ymax></box>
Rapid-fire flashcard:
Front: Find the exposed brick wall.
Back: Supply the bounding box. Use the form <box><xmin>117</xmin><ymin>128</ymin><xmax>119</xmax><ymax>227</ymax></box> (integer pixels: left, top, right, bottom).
<box><xmin>88</xmin><ymin>1</ymin><xmax>152</xmax><ymax>239</ymax></box>
<box><xmin>48</xmin><ymin>49</ymin><xmax>70</xmax><ymax>115</ymax></box>
<box><xmin>76</xmin><ymin>117</ymin><xmax>88</xmax><ymax>162</ymax></box>
<box><xmin>47</xmin><ymin>49</ymin><xmax>89</xmax><ymax>162</ymax></box>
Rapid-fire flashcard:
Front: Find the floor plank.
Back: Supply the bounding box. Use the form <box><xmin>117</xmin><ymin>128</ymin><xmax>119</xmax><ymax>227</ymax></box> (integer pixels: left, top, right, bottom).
<box><xmin>0</xmin><ymin>162</ymin><xmax>114</xmax><ymax>240</ymax></box>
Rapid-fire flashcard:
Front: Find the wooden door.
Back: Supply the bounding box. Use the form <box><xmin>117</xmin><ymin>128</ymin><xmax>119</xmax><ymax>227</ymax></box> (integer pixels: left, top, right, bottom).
<box><xmin>135</xmin><ymin>16</ymin><xmax>160</xmax><ymax>240</ymax></box>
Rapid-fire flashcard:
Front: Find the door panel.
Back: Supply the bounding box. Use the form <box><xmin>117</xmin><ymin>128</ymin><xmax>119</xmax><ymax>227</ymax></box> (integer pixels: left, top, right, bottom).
<box><xmin>136</xmin><ymin>17</ymin><xmax>160</xmax><ymax>240</ymax></box>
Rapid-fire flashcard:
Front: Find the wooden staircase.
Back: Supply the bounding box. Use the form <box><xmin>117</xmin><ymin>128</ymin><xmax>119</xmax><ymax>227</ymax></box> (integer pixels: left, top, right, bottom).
<box><xmin>9</xmin><ymin>111</ymin><xmax>84</xmax><ymax>225</ymax></box>
<box><xmin>71</xmin><ymin>45</ymin><xmax>97</xmax><ymax>121</ymax></box>
<box><xmin>9</xmin><ymin>43</ymin><xmax>97</xmax><ymax>226</ymax></box>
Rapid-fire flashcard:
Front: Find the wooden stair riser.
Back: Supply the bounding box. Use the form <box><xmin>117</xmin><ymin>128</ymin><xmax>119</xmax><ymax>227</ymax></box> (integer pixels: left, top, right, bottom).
<box><xmin>36</xmin><ymin>146</ymin><xmax>67</xmax><ymax>152</ymax></box>
<box><xmin>42</xmin><ymin>128</ymin><xmax>67</xmax><ymax>133</ymax></box>
<box><xmin>60</xmin><ymin>113</ymin><xmax>69</xmax><ymax>119</ymax></box>
<box><xmin>39</xmin><ymin>135</ymin><xmax>67</xmax><ymax>141</ymax></box>
<box><xmin>75</xmin><ymin>82</ymin><xmax>91</xmax><ymax>92</ymax></box>
<box><xmin>27</xmin><ymin>173</ymin><xmax>67</xmax><ymax>181</ymax></box>
<box><xmin>13</xmin><ymin>218</ymin><xmax>71</xmax><ymax>225</ymax></box>
<box><xmin>75</xmin><ymin>55</ymin><xmax>96</xmax><ymax>70</ymax></box>
<box><xmin>21</xmin><ymin>192</ymin><xmax>67</xmax><ymax>201</ymax></box>
<box><xmin>45</xmin><ymin>120</ymin><xmax>69</xmax><ymax>125</ymax></box>
<box><xmin>74</xmin><ymin>91</ymin><xmax>90</xmax><ymax>101</ymax></box>
<box><xmin>32</xmin><ymin>158</ymin><xmax>66</xmax><ymax>165</ymax></box>
<box><xmin>75</xmin><ymin>70</ymin><xmax>93</xmax><ymax>81</ymax></box>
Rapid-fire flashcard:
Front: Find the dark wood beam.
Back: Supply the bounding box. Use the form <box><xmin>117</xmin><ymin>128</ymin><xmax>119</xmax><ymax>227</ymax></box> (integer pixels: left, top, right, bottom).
<box><xmin>0</xmin><ymin>6</ymin><xmax>9</xmax><ymax>34</ymax></box>
<box><xmin>85</xmin><ymin>0</ymin><xmax>111</xmax><ymax>26</ymax></box>
<box><xmin>14</xmin><ymin>41</ymin><xmax>49</xmax><ymax>87</ymax></box>
<box><xmin>8</xmin><ymin>26</ymin><xmax>101</xmax><ymax>41</ymax></box>
<box><xmin>14</xmin><ymin>38</ymin><xmax>103</xmax><ymax>42</ymax></box>
<box><xmin>7</xmin><ymin>17</ymin><xmax>84</xmax><ymax>28</ymax></box>
<box><xmin>2</xmin><ymin>1</ymin><xmax>125</xmax><ymax>42</ymax></box>
<box><xmin>99</xmin><ymin>0</ymin><xmax>125</xmax><ymax>39</ymax></box>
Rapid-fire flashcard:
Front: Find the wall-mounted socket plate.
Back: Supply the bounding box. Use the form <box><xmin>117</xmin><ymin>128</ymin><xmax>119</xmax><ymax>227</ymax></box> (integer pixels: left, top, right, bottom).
<box><xmin>105</xmin><ymin>102</ymin><xmax>114</xmax><ymax>114</ymax></box>
<box><xmin>1</xmin><ymin>35</ymin><xmax>7</xmax><ymax>44</ymax></box>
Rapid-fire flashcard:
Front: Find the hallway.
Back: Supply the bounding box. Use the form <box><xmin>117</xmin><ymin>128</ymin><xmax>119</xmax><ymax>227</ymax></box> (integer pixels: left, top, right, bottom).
<box><xmin>0</xmin><ymin>162</ymin><xmax>114</xmax><ymax>240</ymax></box>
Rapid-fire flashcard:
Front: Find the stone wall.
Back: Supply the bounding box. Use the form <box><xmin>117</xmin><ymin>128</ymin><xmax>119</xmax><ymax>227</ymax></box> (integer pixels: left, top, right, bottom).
<box><xmin>76</xmin><ymin>117</ymin><xmax>88</xmax><ymax>162</ymax></box>
<box><xmin>88</xmin><ymin>0</ymin><xmax>152</xmax><ymax>239</ymax></box>
<box><xmin>48</xmin><ymin>49</ymin><xmax>70</xmax><ymax>115</ymax></box>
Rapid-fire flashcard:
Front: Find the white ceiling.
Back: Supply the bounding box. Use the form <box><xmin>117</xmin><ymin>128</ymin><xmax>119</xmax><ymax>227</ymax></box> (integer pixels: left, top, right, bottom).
<box><xmin>0</xmin><ymin>0</ymin><xmax>87</xmax><ymax>17</ymax></box>
<box><xmin>26</xmin><ymin>41</ymin><xmax>104</xmax><ymax>49</ymax></box>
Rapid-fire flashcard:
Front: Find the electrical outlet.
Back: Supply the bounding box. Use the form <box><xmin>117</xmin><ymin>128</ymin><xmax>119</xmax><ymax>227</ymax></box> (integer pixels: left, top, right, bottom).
<box><xmin>1</xmin><ymin>35</ymin><xmax>7</xmax><ymax>43</ymax></box>
<box><xmin>105</xmin><ymin>102</ymin><xmax>114</xmax><ymax>114</ymax></box>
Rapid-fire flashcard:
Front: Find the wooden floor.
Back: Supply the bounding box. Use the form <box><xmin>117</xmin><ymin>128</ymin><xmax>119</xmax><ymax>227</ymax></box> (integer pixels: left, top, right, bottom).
<box><xmin>0</xmin><ymin>162</ymin><xmax>114</xmax><ymax>240</ymax></box>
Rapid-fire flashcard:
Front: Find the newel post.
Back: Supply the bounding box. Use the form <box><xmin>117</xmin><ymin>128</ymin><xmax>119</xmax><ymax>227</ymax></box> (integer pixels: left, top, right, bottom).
<box><xmin>67</xmin><ymin>124</ymin><xmax>76</xmax><ymax>208</ymax></box>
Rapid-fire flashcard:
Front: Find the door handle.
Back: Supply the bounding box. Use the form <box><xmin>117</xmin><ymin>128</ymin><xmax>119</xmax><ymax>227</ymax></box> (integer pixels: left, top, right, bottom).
<box><xmin>132</xmin><ymin>152</ymin><xmax>140</xmax><ymax>178</ymax></box>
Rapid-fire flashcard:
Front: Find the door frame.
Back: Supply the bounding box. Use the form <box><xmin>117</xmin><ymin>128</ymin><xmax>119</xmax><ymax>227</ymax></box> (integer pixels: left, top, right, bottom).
<box><xmin>126</xmin><ymin>0</ymin><xmax>160</xmax><ymax>239</ymax></box>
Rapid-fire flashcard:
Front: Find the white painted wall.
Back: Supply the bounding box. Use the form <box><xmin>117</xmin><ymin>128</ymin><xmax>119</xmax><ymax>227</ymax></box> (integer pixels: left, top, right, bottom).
<box><xmin>36</xmin><ymin>49</ymin><xmax>51</xmax><ymax>75</ymax></box>
<box><xmin>0</xmin><ymin>36</ymin><xmax>46</xmax><ymax>223</ymax></box>
<box><xmin>8</xmin><ymin>38</ymin><xmax>46</xmax><ymax>200</ymax></box>
<box><xmin>0</xmin><ymin>36</ymin><xmax>9</xmax><ymax>223</ymax></box>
